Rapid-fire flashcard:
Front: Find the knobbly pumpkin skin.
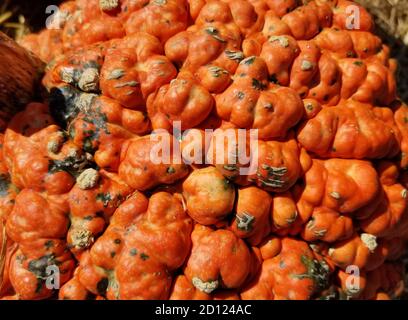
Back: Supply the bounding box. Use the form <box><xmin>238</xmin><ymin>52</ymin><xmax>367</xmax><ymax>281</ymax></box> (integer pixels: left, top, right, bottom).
<box><xmin>43</xmin><ymin>41</ymin><xmax>108</xmax><ymax>94</ymax></box>
<box><xmin>208</xmin><ymin>128</ymin><xmax>302</xmax><ymax>192</ymax></box>
<box><xmin>2</xmin><ymin>0</ymin><xmax>408</xmax><ymax>301</ymax></box>
<box><xmin>182</xmin><ymin>166</ymin><xmax>236</xmax><ymax>225</ymax></box>
<box><xmin>7</xmin><ymin>248</ymin><xmax>74</xmax><ymax>300</ymax></box>
<box><xmin>3</xmin><ymin>104</ymin><xmax>89</xmax><ymax>195</ymax></box>
<box><xmin>287</xmin><ymin>158</ymin><xmax>381</xmax><ymax>234</ymax></box>
<box><xmin>332</xmin><ymin>0</ymin><xmax>373</xmax><ymax>32</ymax></box>
<box><xmin>64</xmin><ymin>92</ymin><xmax>150</xmax><ymax>172</ymax></box>
<box><xmin>230</xmin><ymin>186</ymin><xmax>272</xmax><ymax>246</ymax></box>
<box><xmin>184</xmin><ymin>225</ymin><xmax>252</xmax><ymax>294</ymax></box>
<box><xmin>100</xmin><ymin>33</ymin><xmax>177</xmax><ymax>109</ymax></box>
<box><xmin>6</xmin><ymin>190</ymin><xmax>70</xmax><ymax>255</ymax></box>
<box><xmin>170</xmin><ymin>275</ymin><xmax>240</xmax><ymax>300</ymax></box>
<box><xmin>20</xmin><ymin>0</ymin><xmax>189</xmax><ymax>63</ymax></box>
<box><xmin>301</xmin><ymin>207</ymin><xmax>354</xmax><ymax>243</ymax></box>
<box><xmin>4</xmin><ymin>103</ymin><xmax>54</xmax><ymax>137</ymax></box>
<box><xmin>62</xmin><ymin>0</ymin><xmax>125</xmax><ymax>52</ymax></box>
<box><xmin>0</xmin><ymin>239</ymin><xmax>17</xmax><ymax>298</ymax></box>
<box><xmin>45</xmin><ymin>33</ymin><xmax>177</xmax><ymax>109</ymax></box>
<box><xmin>147</xmin><ymin>70</ymin><xmax>214</xmax><ymax>131</ymax></box>
<box><xmin>358</xmin><ymin>161</ymin><xmax>408</xmax><ymax>239</ymax></box>
<box><xmin>241</xmin><ymin>237</ymin><xmax>331</xmax><ymax>300</ymax></box>
<box><xmin>297</xmin><ymin>100</ymin><xmax>401</xmax><ymax>160</ymax></box>
<box><xmin>327</xmin><ymin>233</ymin><xmax>388</xmax><ymax>271</ymax></box>
<box><xmin>118</xmin><ymin>133</ymin><xmax>189</xmax><ymax>191</ymax></box>
<box><xmin>164</xmin><ymin>3</ymin><xmax>243</xmax><ymax>83</ymax></box>
<box><xmin>5</xmin><ymin>189</ymin><xmax>75</xmax><ymax>299</ymax></box>
<box><xmin>170</xmin><ymin>275</ymin><xmax>211</xmax><ymax>300</ymax></box>
<box><xmin>4</xmin><ymin>127</ymin><xmax>82</xmax><ymax>195</ymax></box>
<box><xmin>258</xmin><ymin>236</ymin><xmax>282</xmax><ymax>261</ymax></box>
<box><xmin>67</xmin><ymin>169</ymin><xmax>133</xmax><ymax>256</ymax></box>
<box><xmin>271</xmin><ymin>191</ymin><xmax>299</xmax><ymax>231</ymax></box>
<box><xmin>123</xmin><ymin>0</ymin><xmax>189</xmax><ymax>44</ymax></box>
<box><xmin>215</xmin><ymin>56</ymin><xmax>304</xmax><ymax>139</ymax></box>
<box><xmin>189</xmin><ymin>0</ymin><xmax>266</xmax><ymax>37</ymax></box>
<box><xmin>58</xmin><ymin>271</ymin><xmax>91</xmax><ymax>300</ymax></box>
<box><xmin>60</xmin><ymin>191</ymin><xmax>193</xmax><ymax>300</ymax></box>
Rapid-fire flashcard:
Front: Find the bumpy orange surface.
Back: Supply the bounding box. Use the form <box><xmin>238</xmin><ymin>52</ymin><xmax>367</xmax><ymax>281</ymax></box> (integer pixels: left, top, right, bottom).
<box><xmin>0</xmin><ymin>0</ymin><xmax>406</xmax><ymax>300</ymax></box>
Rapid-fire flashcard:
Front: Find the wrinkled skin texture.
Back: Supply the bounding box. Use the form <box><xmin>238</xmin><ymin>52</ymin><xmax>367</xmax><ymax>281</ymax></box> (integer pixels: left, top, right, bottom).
<box><xmin>184</xmin><ymin>225</ymin><xmax>252</xmax><ymax>293</ymax></box>
<box><xmin>5</xmin><ymin>190</ymin><xmax>75</xmax><ymax>299</ymax></box>
<box><xmin>60</xmin><ymin>192</ymin><xmax>193</xmax><ymax>300</ymax></box>
<box><xmin>241</xmin><ymin>238</ymin><xmax>331</xmax><ymax>300</ymax></box>
<box><xmin>46</xmin><ymin>33</ymin><xmax>177</xmax><ymax>111</ymax></box>
<box><xmin>19</xmin><ymin>30</ymin><xmax>64</xmax><ymax>64</ymax></box>
<box><xmin>169</xmin><ymin>275</ymin><xmax>240</xmax><ymax>300</ymax></box>
<box><xmin>67</xmin><ymin>170</ymin><xmax>133</xmax><ymax>256</ymax></box>
<box><xmin>118</xmin><ymin>133</ymin><xmax>189</xmax><ymax>191</ymax></box>
<box><xmin>215</xmin><ymin>56</ymin><xmax>304</xmax><ymax>139</ymax></box>
<box><xmin>0</xmin><ymin>238</ymin><xmax>16</xmax><ymax>298</ymax></box>
<box><xmin>165</xmin><ymin>0</ymin><xmax>243</xmax><ymax>92</ymax></box>
<box><xmin>21</xmin><ymin>0</ymin><xmax>188</xmax><ymax>60</ymax></box>
<box><xmin>147</xmin><ymin>71</ymin><xmax>214</xmax><ymax>131</ymax></box>
<box><xmin>301</xmin><ymin>207</ymin><xmax>354</xmax><ymax>243</ymax></box>
<box><xmin>66</xmin><ymin>93</ymin><xmax>149</xmax><ymax>171</ymax></box>
<box><xmin>58</xmin><ymin>272</ymin><xmax>91</xmax><ymax>300</ymax></box>
<box><xmin>3</xmin><ymin>0</ymin><xmax>408</xmax><ymax>301</ymax></box>
<box><xmin>327</xmin><ymin>233</ymin><xmax>391</xmax><ymax>271</ymax></box>
<box><xmin>297</xmin><ymin>100</ymin><xmax>401</xmax><ymax>159</ymax></box>
<box><xmin>100</xmin><ymin>33</ymin><xmax>177</xmax><ymax>108</ymax></box>
<box><xmin>61</xmin><ymin>0</ymin><xmax>125</xmax><ymax>51</ymax></box>
<box><xmin>283</xmin><ymin>158</ymin><xmax>381</xmax><ymax>236</ymax></box>
<box><xmin>230</xmin><ymin>186</ymin><xmax>272</xmax><ymax>246</ymax></box>
<box><xmin>332</xmin><ymin>0</ymin><xmax>374</xmax><ymax>32</ymax></box>
<box><xmin>208</xmin><ymin>128</ymin><xmax>302</xmax><ymax>192</ymax></box>
<box><xmin>358</xmin><ymin>162</ymin><xmax>408</xmax><ymax>239</ymax></box>
<box><xmin>123</xmin><ymin>0</ymin><xmax>189</xmax><ymax>44</ymax></box>
<box><xmin>3</xmin><ymin>104</ymin><xmax>87</xmax><ymax>195</ymax></box>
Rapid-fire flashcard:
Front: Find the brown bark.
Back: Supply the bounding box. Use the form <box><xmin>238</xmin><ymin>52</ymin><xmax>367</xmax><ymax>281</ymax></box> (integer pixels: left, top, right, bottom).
<box><xmin>0</xmin><ymin>31</ymin><xmax>44</xmax><ymax>130</ymax></box>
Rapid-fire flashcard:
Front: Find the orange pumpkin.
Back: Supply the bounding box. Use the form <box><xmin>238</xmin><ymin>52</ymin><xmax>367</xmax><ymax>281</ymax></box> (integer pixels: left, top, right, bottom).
<box><xmin>67</xmin><ymin>169</ymin><xmax>133</xmax><ymax>256</ymax></box>
<box><xmin>147</xmin><ymin>70</ymin><xmax>214</xmax><ymax>131</ymax></box>
<box><xmin>3</xmin><ymin>104</ymin><xmax>89</xmax><ymax>195</ymax></box>
<box><xmin>5</xmin><ymin>189</ymin><xmax>75</xmax><ymax>299</ymax></box>
<box><xmin>209</xmin><ymin>128</ymin><xmax>302</xmax><ymax>192</ymax></box>
<box><xmin>2</xmin><ymin>0</ymin><xmax>407</xmax><ymax>302</ymax></box>
<box><xmin>215</xmin><ymin>56</ymin><xmax>304</xmax><ymax>139</ymax></box>
<box><xmin>241</xmin><ymin>237</ymin><xmax>331</xmax><ymax>300</ymax></box>
<box><xmin>297</xmin><ymin>100</ymin><xmax>401</xmax><ymax>159</ymax></box>
<box><xmin>169</xmin><ymin>275</ymin><xmax>240</xmax><ymax>300</ymax></box>
<box><xmin>182</xmin><ymin>166</ymin><xmax>236</xmax><ymax>225</ymax></box>
<box><xmin>184</xmin><ymin>224</ymin><xmax>252</xmax><ymax>293</ymax></box>
<box><xmin>280</xmin><ymin>158</ymin><xmax>380</xmax><ymax>236</ymax></box>
<box><xmin>61</xmin><ymin>191</ymin><xmax>192</xmax><ymax>299</ymax></box>
<box><xmin>230</xmin><ymin>186</ymin><xmax>271</xmax><ymax>246</ymax></box>
<box><xmin>65</xmin><ymin>93</ymin><xmax>149</xmax><ymax>171</ymax></box>
<box><xmin>118</xmin><ymin>133</ymin><xmax>189</xmax><ymax>191</ymax></box>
